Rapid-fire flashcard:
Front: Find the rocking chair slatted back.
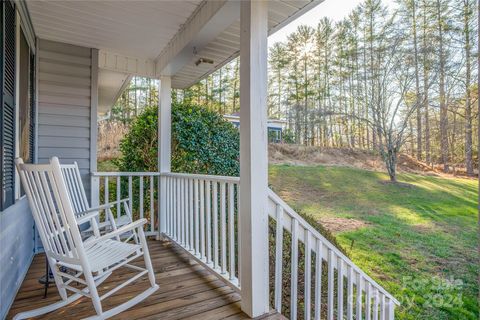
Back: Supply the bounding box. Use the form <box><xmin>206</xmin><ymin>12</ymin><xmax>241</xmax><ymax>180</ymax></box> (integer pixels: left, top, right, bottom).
<box><xmin>61</xmin><ymin>162</ymin><xmax>89</xmax><ymax>215</ymax></box>
<box><xmin>16</xmin><ymin>158</ymin><xmax>84</xmax><ymax>263</ymax></box>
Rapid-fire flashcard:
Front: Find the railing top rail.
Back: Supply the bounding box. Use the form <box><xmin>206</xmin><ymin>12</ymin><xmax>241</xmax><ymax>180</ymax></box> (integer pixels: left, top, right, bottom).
<box><xmin>92</xmin><ymin>171</ymin><xmax>240</xmax><ymax>182</ymax></box>
<box><xmin>161</xmin><ymin>172</ymin><xmax>240</xmax><ymax>183</ymax></box>
<box><xmin>268</xmin><ymin>188</ymin><xmax>400</xmax><ymax>306</ymax></box>
<box><xmin>92</xmin><ymin>172</ymin><xmax>160</xmax><ymax>177</ymax></box>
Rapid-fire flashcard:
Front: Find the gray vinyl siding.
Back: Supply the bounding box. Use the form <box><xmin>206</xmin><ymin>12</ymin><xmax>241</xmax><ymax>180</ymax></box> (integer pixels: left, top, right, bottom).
<box><xmin>0</xmin><ymin>199</ymin><xmax>35</xmax><ymax>319</ymax></box>
<box><xmin>37</xmin><ymin>39</ymin><xmax>93</xmax><ymax>196</ymax></box>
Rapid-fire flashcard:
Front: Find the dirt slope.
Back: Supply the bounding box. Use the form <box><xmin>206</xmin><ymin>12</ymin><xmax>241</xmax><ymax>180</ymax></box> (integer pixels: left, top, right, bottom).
<box><xmin>269</xmin><ymin>144</ymin><xmax>472</xmax><ymax>178</ymax></box>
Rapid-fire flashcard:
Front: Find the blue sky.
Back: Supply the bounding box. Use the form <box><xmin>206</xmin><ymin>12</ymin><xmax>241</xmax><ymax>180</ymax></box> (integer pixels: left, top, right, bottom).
<box><xmin>268</xmin><ymin>0</ymin><xmax>395</xmax><ymax>45</ymax></box>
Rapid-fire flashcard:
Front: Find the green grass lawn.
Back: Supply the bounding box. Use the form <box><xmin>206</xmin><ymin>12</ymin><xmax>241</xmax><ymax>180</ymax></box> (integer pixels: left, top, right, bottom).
<box><xmin>269</xmin><ymin>164</ymin><xmax>479</xmax><ymax>320</ymax></box>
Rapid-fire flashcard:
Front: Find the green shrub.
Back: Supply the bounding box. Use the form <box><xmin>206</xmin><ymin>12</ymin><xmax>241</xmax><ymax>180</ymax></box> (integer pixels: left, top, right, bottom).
<box><xmin>282</xmin><ymin>128</ymin><xmax>295</xmax><ymax>144</ymax></box>
<box><xmin>116</xmin><ymin>102</ymin><xmax>239</xmax><ymax>176</ymax></box>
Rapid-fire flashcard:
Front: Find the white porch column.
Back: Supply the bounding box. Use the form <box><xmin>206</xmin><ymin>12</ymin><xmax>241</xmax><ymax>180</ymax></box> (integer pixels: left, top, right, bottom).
<box><xmin>239</xmin><ymin>0</ymin><xmax>270</xmax><ymax>317</ymax></box>
<box><xmin>158</xmin><ymin>76</ymin><xmax>171</xmax><ymax>237</ymax></box>
<box><xmin>90</xmin><ymin>48</ymin><xmax>99</xmax><ymax>207</ymax></box>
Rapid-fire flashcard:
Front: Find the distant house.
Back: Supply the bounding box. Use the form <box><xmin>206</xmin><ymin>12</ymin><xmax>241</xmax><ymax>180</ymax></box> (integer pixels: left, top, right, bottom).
<box><xmin>224</xmin><ymin>113</ymin><xmax>286</xmax><ymax>143</ymax></box>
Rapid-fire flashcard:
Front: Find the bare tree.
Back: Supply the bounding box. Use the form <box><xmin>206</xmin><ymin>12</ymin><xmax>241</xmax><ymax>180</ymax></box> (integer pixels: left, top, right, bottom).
<box><xmin>370</xmin><ymin>34</ymin><xmax>420</xmax><ymax>182</ymax></box>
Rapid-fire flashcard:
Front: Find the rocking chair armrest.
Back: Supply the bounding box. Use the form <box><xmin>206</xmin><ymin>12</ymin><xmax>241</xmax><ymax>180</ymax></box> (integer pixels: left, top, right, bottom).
<box><xmin>89</xmin><ymin>198</ymin><xmax>130</xmax><ymax>212</ymax></box>
<box><xmin>76</xmin><ymin>210</ymin><xmax>100</xmax><ymax>225</ymax></box>
<box><xmin>75</xmin><ymin>199</ymin><xmax>131</xmax><ymax>225</ymax></box>
<box><xmin>84</xmin><ymin>219</ymin><xmax>148</xmax><ymax>247</ymax></box>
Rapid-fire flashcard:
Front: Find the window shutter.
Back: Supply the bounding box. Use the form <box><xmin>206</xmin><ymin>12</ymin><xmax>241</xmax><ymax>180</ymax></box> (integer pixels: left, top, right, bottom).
<box><xmin>1</xmin><ymin>0</ymin><xmax>16</xmax><ymax>210</ymax></box>
<box><xmin>29</xmin><ymin>52</ymin><xmax>35</xmax><ymax>161</ymax></box>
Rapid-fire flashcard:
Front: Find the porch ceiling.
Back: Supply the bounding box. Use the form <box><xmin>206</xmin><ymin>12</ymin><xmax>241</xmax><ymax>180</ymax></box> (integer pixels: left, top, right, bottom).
<box><xmin>26</xmin><ymin>0</ymin><xmax>202</xmax><ymax>60</ymax></box>
<box><xmin>169</xmin><ymin>0</ymin><xmax>323</xmax><ymax>89</ymax></box>
<box><xmin>28</xmin><ymin>0</ymin><xmax>323</xmax><ymax>90</ymax></box>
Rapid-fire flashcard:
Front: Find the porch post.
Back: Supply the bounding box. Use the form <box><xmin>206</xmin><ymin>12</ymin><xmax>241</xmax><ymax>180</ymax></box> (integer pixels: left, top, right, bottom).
<box><xmin>158</xmin><ymin>76</ymin><xmax>171</xmax><ymax>238</ymax></box>
<box><xmin>239</xmin><ymin>0</ymin><xmax>270</xmax><ymax>317</ymax></box>
<box><xmin>90</xmin><ymin>48</ymin><xmax>99</xmax><ymax>207</ymax></box>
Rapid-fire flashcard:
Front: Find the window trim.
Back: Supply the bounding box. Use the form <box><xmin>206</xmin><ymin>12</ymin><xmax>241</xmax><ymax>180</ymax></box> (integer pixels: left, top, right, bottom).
<box><xmin>14</xmin><ymin>8</ymin><xmax>36</xmax><ymax>202</ymax></box>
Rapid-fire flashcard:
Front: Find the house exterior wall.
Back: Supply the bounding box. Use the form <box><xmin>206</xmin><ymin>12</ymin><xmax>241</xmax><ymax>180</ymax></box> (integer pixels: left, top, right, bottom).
<box><xmin>0</xmin><ymin>198</ymin><xmax>35</xmax><ymax>319</ymax></box>
<box><xmin>1</xmin><ymin>38</ymin><xmax>97</xmax><ymax>319</ymax></box>
<box><xmin>37</xmin><ymin>39</ymin><xmax>95</xmax><ymax>197</ymax></box>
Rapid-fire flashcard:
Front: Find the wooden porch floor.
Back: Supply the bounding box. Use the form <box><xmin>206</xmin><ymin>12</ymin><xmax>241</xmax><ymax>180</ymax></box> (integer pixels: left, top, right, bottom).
<box><xmin>7</xmin><ymin>240</ymin><xmax>282</xmax><ymax>320</ymax></box>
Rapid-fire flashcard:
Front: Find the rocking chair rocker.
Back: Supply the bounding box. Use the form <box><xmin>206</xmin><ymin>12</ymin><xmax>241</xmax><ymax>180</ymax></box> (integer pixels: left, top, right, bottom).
<box><xmin>14</xmin><ymin>157</ymin><xmax>159</xmax><ymax>319</ymax></box>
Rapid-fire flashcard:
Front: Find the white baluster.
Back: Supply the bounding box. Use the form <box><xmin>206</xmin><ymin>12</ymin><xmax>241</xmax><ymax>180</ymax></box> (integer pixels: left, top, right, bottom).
<box><xmin>338</xmin><ymin>257</ymin><xmax>344</xmax><ymax>319</ymax></box>
<box><xmin>206</xmin><ymin>180</ymin><xmax>212</xmax><ymax>264</ymax></box>
<box><xmin>139</xmin><ymin>176</ymin><xmax>144</xmax><ymax>220</ymax></box>
<box><xmin>291</xmin><ymin>218</ymin><xmax>299</xmax><ymax>320</ymax></box>
<box><xmin>189</xmin><ymin>178</ymin><xmax>194</xmax><ymax>251</ymax></box>
<box><xmin>366</xmin><ymin>283</ymin><xmax>372</xmax><ymax>320</ymax></box>
<box><xmin>169</xmin><ymin>177</ymin><xmax>173</xmax><ymax>236</ymax></box>
<box><xmin>228</xmin><ymin>182</ymin><xmax>235</xmax><ymax>281</ymax></box>
<box><xmin>220</xmin><ymin>182</ymin><xmax>227</xmax><ymax>274</ymax></box>
<box><xmin>305</xmin><ymin>229</ymin><xmax>312</xmax><ymax>320</ymax></box>
<box><xmin>328</xmin><ymin>250</ymin><xmax>334</xmax><ymax>320</ymax></box>
<box><xmin>380</xmin><ymin>294</ymin><xmax>386</xmax><ymax>320</ymax></box>
<box><xmin>274</xmin><ymin>204</ymin><xmax>283</xmax><ymax>313</ymax></box>
<box><xmin>128</xmin><ymin>176</ymin><xmax>133</xmax><ymax>215</ymax></box>
<box><xmin>149</xmin><ymin>176</ymin><xmax>154</xmax><ymax>232</ymax></box>
<box><xmin>356</xmin><ymin>274</ymin><xmax>363</xmax><ymax>320</ymax></box>
<box><xmin>177</xmin><ymin>178</ymin><xmax>185</xmax><ymax>246</ymax></box>
<box><xmin>347</xmin><ymin>265</ymin><xmax>353</xmax><ymax>320</ymax></box>
<box><xmin>194</xmin><ymin>179</ymin><xmax>199</xmax><ymax>255</ymax></box>
<box><xmin>213</xmin><ymin>182</ymin><xmax>219</xmax><ymax>269</ymax></box>
<box><xmin>200</xmin><ymin>179</ymin><xmax>205</xmax><ymax>259</ymax></box>
<box><xmin>373</xmin><ymin>289</ymin><xmax>379</xmax><ymax>320</ymax></box>
<box><xmin>116</xmin><ymin>176</ymin><xmax>121</xmax><ymax>218</ymax></box>
<box><xmin>387</xmin><ymin>298</ymin><xmax>395</xmax><ymax>320</ymax></box>
<box><xmin>184</xmin><ymin>178</ymin><xmax>189</xmax><ymax>249</ymax></box>
<box><xmin>314</xmin><ymin>239</ymin><xmax>323</xmax><ymax>320</ymax></box>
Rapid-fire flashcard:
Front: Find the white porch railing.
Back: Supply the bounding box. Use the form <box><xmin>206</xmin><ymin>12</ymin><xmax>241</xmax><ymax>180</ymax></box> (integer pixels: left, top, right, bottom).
<box><xmin>162</xmin><ymin>172</ymin><xmax>240</xmax><ymax>289</ymax></box>
<box><xmin>92</xmin><ymin>172</ymin><xmax>161</xmax><ymax>237</ymax></box>
<box><xmin>268</xmin><ymin>189</ymin><xmax>400</xmax><ymax>320</ymax></box>
<box><xmin>92</xmin><ymin>171</ymin><xmax>398</xmax><ymax>319</ymax></box>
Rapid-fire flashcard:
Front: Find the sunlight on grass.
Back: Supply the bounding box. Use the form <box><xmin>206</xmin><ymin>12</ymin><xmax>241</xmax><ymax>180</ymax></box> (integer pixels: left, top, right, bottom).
<box><xmin>389</xmin><ymin>204</ymin><xmax>436</xmax><ymax>228</ymax></box>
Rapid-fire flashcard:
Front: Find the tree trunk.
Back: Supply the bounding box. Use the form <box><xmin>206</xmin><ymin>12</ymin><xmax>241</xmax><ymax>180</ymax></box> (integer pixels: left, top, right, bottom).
<box><xmin>304</xmin><ymin>55</ymin><xmax>309</xmax><ymax>145</ymax></box>
<box><xmin>477</xmin><ymin>0</ymin><xmax>480</xmax><ymax>307</ymax></box>
<box><xmin>324</xmin><ymin>41</ymin><xmax>332</xmax><ymax>147</ymax></box>
<box><xmin>369</xmin><ymin>8</ymin><xmax>377</xmax><ymax>150</ymax></box>
<box><xmin>437</xmin><ymin>0</ymin><xmax>449</xmax><ymax>172</ymax></box>
<box><xmin>412</xmin><ymin>0</ymin><xmax>422</xmax><ymax>160</ymax></box>
<box><xmin>410</xmin><ymin>119</ymin><xmax>415</xmax><ymax>156</ymax></box>
<box><xmin>134</xmin><ymin>76</ymin><xmax>138</xmax><ymax>116</ymax></box>
<box><xmin>384</xmin><ymin>149</ymin><xmax>397</xmax><ymax>182</ymax></box>
<box><xmin>464</xmin><ymin>0</ymin><xmax>474</xmax><ymax>175</ymax></box>
<box><xmin>422</xmin><ymin>0</ymin><xmax>431</xmax><ymax>165</ymax></box>
<box><xmin>232</xmin><ymin>59</ymin><xmax>239</xmax><ymax>112</ymax></box>
<box><xmin>363</xmin><ymin>25</ymin><xmax>370</xmax><ymax>150</ymax></box>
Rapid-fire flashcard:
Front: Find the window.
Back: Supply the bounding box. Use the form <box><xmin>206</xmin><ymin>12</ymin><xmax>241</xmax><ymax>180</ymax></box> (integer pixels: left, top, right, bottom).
<box><xmin>1</xmin><ymin>0</ymin><xmax>17</xmax><ymax>210</ymax></box>
<box><xmin>19</xmin><ymin>30</ymin><xmax>33</xmax><ymax>164</ymax></box>
<box><xmin>1</xmin><ymin>1</ymin><xmax>35</xmax><ymax>210</ymax></box>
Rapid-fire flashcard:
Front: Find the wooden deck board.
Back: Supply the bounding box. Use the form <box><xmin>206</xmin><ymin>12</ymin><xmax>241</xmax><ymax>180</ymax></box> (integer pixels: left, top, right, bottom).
<box><xmin>7</xmin><ymin>240</ymin><xmax>282</xmax><ymax>320</ymax></box>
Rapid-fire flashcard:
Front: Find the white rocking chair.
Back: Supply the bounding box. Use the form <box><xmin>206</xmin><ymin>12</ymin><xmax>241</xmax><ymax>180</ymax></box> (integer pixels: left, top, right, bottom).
<box><xmin>60</xmin><ymin>162</ymin><xmax>132</xmax><ymax>236</ymax></box>
<box><xmin>14</xmin><ymin>157</ymin><xmax>159</xmax><ymax>320</ymax></box>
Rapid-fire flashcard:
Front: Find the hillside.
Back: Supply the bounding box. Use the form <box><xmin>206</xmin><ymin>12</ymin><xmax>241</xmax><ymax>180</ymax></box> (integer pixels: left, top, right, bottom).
<box><xmin>269</xmin><ymin>164</ymin><xmax>478</xmax><ymax>319</ymax></box>
<box><xmin>269</xmin><ymin>144</ymin><xmax>475</xmax><ymax>178</ymax></box>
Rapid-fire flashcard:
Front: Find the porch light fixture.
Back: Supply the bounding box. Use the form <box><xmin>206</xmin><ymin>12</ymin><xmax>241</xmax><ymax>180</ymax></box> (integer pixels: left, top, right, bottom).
<box><xmin>195</xmin><ymin>57</ymin><xmax>214</xmax><ymax>66</ymax></box>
